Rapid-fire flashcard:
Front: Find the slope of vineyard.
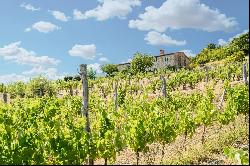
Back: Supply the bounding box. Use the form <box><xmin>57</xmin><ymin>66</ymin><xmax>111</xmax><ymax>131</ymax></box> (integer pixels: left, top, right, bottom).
<box><xmin>0</xmin><ymin>32</ymin><xmax>249</xmax><ymax>164</ymax></box>
<box><xmin>94</xmin><ymin>114</ymin><xmax>248</xmax><ymax>165</ymax></box>
<box><xmin>0</xmin><ymin>77</ymin><xmax>249</xmax><ymax>164</ymax></box>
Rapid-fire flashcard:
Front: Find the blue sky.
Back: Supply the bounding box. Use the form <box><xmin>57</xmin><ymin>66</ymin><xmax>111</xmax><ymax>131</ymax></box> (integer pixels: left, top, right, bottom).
<box><xmin>0</xmin><ymin>0</ymin><xmax>249</xmax><ymax>83</ymax></box>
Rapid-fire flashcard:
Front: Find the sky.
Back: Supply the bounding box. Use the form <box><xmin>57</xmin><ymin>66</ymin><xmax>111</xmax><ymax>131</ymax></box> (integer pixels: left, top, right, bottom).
<box><xmin>0</xmin><ymin>0</ymin><xmax>249</xmax><ymax>83</ymax></box>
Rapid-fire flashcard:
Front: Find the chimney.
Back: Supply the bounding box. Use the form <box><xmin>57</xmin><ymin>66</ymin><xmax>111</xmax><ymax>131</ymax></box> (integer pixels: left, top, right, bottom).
<box><xmin>160</xmin><ymin>49</ymin><xmax>164</xmax><ymax>56</ymax></box>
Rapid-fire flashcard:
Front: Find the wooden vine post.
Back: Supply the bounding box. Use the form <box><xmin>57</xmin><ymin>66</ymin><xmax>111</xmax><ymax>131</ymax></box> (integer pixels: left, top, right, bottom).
<box><xmin>160</xmin><ymin>75</ymin><xmax>167</xmax><ymax>98</ymax></box>
<box><xmin>243</xmin><ymin>63</ymin><xmax>248</xmax><ymax>85</ymax></box>
<box><xmin>114</xmin><ymin>81</ymin><xmax>118</xmax><ymax>112</ymax></box>
<box><xmin>79</xmin><ymin>64</ymin><xmax>94</xmax><ymax>165</ymax></box>
<box><xmin>242</xmin><ymin>63</ymin><xmax>249</xmax><ymax>123</ymax></box>
<box><xmin>160</xmin><ymin>75</ymin><xmax>167</xmax><ymax>160</ymax></box>
<box><xmin>205</xmin><ymin>66</ymin><xmax>209</xmax><ymax>83</ymax></box>
<box><xmin>202</xmin><ymin>66</ymin><xmax>209</xmax><ymax>144</ymax></box>
<box><xmin>3</xmin><ymin>92</ymin><xmax>7</xmax><ymax>103</ymax></box>
<box><xmin>2</xmin><ymin>84</ymin><xmax>7</xmax><ymax>103</ymax></box>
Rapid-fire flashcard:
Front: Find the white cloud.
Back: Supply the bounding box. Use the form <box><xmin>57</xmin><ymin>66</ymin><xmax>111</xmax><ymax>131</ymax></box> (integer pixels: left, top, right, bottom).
<box><xmin>218</xmin><ymin>29</ymin><xmax>249</xmax><ymax>46</ymax></box>
<box><xmin>129</xmin><ymin>0</ymin><xmax>238</xmax><ymax>32</ymax></box>
<box><xmin>180</xmin><ymin>49</ymin><xmax>196</xmax><ymax>57</ymax></box>
<box><xmin>22</xmin><ymin>66</ymin><xmax>64</xmax><ymax>80</ymax></box>
<box><xmin>25</xmin><ymin>28</ymin><xmax>31</xmax><ymax>32</ymax></box>
<box><xmin>26</xmin><ymin>21</ymin><xmax>61</xmax><ymax>33</ymax></box>
<box><xmin>218</xmin><ymin>39</ymin><xmax>227</xmax><ymax>46</ymax></box>
<box><xmin>121</xmin><ymin>58</ymin><xmax>132</xmax><ymax>63</ymax></box>
<box><xmin>20</xmin><ymin>2</ymin><xmax>40</xmax><ymax>11</ymax></box>
<box><xmin>73</xmin><ymin>9</ymin><xmax>86</xmax><ymax>20</ymax></box>
<box><xmin>99</xmin><ymin>57</ymin><xmax>109</xmax><ymax>63</ymax></box>
<box><xmin>0</xmin><ymin>41</ymin><xmax>60</xmax><ymax>67</ymax></box>
<box><xmin>0</xmin><ymin>74</ymin><xmax>29</xmax><ymax>84</ymax></box>
<box><xmin>0</xmin><ymin>41</ymin><xmax>63</xmax><ymax>84</ymax></box>
<box><xmin>69</xmin><ymin>44</ymin><xmax>96</xmax><ymax>60</ymax></box>
<box><xmin>88</xmin><ymin>63</ymin><xmax>102</xmax><ymax>74</ymax></box>
<box><xmin>73</xmin><ymin>0</ymin><xmax>141</xmax><ymax>21</ymax></box>
<box><xmin>0</xmin><ymin>68</ymin><xmax>64</xmax><ymax>84</ymax></box>
<box><xmin>145</xmin><ymin>31</ymin><xmax>186</xmax><ymax>46</ymax></box>
<box><xmin>49</xmin><ymin>10</ymin><xmax>70</xmax><ymax>22</ymax></box>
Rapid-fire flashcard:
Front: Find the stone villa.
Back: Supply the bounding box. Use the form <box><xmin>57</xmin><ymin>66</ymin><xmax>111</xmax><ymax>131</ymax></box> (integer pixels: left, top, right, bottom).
<box><xmin>117</xmin><ymin>49</ymin><xmax>190</xmax><ymax>71</ymax></box>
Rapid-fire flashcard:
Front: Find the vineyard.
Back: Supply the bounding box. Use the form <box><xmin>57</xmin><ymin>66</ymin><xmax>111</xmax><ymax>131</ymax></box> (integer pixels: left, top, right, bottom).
<box><xmin>0</xmin><ymin>56</ymin><xmax>249</xmax><ymax>165</ymax></box>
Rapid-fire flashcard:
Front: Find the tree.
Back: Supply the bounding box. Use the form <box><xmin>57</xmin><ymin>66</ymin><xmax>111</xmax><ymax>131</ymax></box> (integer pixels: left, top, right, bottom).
<box><xmin>130</xmin><ymin>52</ymin><xmax>154</xmax><ymax>74</ymax></box>
<box><xmin>73</xmin><ymin>75</ymin><xmax>81</xmax><ymax>81</ymax></box>
<box><xmin>101</xmin><ymin>64</ymin><xmax>118</xmax><ymax>77</ymax></box>
<box><xmin>87</xmin><ymin>67</ymin><xmax>97</xmax><ymax>80</ymax></box>
<box><xmin>64</xmin><ymin>76</ymin><xmax>73</xmax><ymax>81</ymax></box>
<box><xmin>228</xmin><ymin>31</ymin><xmax>249</xmax><ymax>55</ymax></box>
<box><xmin>207</xmin><ymin>43</ymin><xmax>217</xmax><ymax>50</ymax></box>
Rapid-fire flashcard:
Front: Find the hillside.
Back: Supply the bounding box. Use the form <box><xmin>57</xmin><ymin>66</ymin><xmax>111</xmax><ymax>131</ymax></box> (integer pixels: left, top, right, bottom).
<box><xmin>0</xmin><ymin>32</ymin><xmax>249</xmax><ymax>165</ymax></box>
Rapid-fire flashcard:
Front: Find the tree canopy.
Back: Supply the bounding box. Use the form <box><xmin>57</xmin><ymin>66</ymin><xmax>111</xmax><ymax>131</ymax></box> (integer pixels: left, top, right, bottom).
<box><xmin>190</xmin><ymin>31</ymin><xmax>249</xmax><ymax>66</ymax></box>
<box><xmin>130</xmin><ymin>52</ymin><xmax>155</xmax><ymax>74</ymax></box>
<box><xmin>101</xmin><ymin>64</ymin><xmax>118</xmax><ymax>77</ymax></box>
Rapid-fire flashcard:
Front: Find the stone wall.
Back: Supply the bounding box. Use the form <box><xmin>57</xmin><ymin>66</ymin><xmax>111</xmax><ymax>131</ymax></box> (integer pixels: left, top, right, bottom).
<box><xmin>152</xmin><ymin>54</ymin><xmax>176</xmax><ymax>69</ymax></box>
<box><xmin>117</xmin><ymin>63</ymin><xmax>130</xmax><ymax>71</ymax></box>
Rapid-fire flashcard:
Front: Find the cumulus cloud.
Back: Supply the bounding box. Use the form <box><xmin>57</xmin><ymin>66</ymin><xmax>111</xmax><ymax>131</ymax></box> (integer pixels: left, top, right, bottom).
<box><xmin>20</xmin><ymin>2</ymin><xmax>40</xmax><ymax>11</ymax></box>
<box><xmin>88</xmin><ymin>63</ymin><xmax>102</xmax><ymax>74</ymax></box>
<box><xmin>145</xmin><ymin>31</ymin><xmax>186</xmax><ymax>46</ymax></box>
<box><xmin>73</xmin><ymin>0</ymin><xmax>141</xmax><ymax>21</ymax></box>
<box><xmin>0</xmin><ymin>74</ymin><xmax>29</xmax><ymax>84</ymax></box>
<box><xmin>0</xmin><ymin>41</ymin><xmax>63</xmax><ymax>84</ymax></box>
<box><xmin>0</xmin><ymin>41</ymin><xmax>60</xmax><ymax>67</ymax></box>
<box><xmin>49</xmin><ymin>10</ymin><xmax>70</xmax><ymax>22</ymax></box>
<box><xmin>98</xmin><ymin>57</ymin><xmax>109</xmax><ymax>63</ymax></box>
<box><xmin>180</xmin><ymin>49</ymin><xmax>196</xmax><ymax>57</ymax></box>
<box><xmin>25</xmin><ymin>21</ymin><xmax>61</xmax><ymax>33</ymax></box>
<box><xmin>121</xmin><ymin>58</ymin><xmax>132</xmax><ymax>64</ymax></box>
<box><xmin>218</xmin><ymin>39</ymin><xmax>227</xmax><ymax>46</ymax></box>
<box><xmin>218</xmin><ymin>29</ymin><xmax>249</xmax><ymax>46</ymax></box>
<box><xmin>22</xmin><ymin>66</ymin><xmax>64</xmax><ymax>80</ymax></box>
<box><xmin>129</xmin><ymin>0</ymin><xmax>238</xmax><ymax>32</ymax></box>
<box><xmin>69</xmin><ymin>44</ymin><xmax>96</xmax><ymax>60</ymax></box>
<box><xmin>0</xmin><ymin>68</ymin><xmax>64</xmax><ymax>84</ymax></box>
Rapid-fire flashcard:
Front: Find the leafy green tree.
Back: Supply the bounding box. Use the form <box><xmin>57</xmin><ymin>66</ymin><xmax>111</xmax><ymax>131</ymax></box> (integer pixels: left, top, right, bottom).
<box><xmin>207</xmin><ymin>43</ymin><xmax>217</xmax><ymax>50</ymax></box>
<box><xmin>191</xmin><ymin>31</ymin><xmax>249</xmax><ymax>66</ymax></box>
<box><xmin>130</xmin><ymin>52</ymin><xmax>154</xmax><ymax>74</ymax></box>
<box><xmin>64</xmin><ymin>76</ymin><xmax>73</xmax><ymax>81</ymax></box>
<box><xmin>73</xmin><ymin>75</ymin><xmax>81</xmax><ymax>81</ymax></box>
<box><xmin>227</xmin><ymin>31</ymin><xmax>249</xmax><ymax>55</ymax></box>
<box><xmin>87</xmin><ymin>67</ymin><xmax>97</xmax><ymax>80</ymax></box>
<box><xmin>101</xmin><ymin>64</ymin><xmax>118</xmax><ymax>77</ymax></box>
